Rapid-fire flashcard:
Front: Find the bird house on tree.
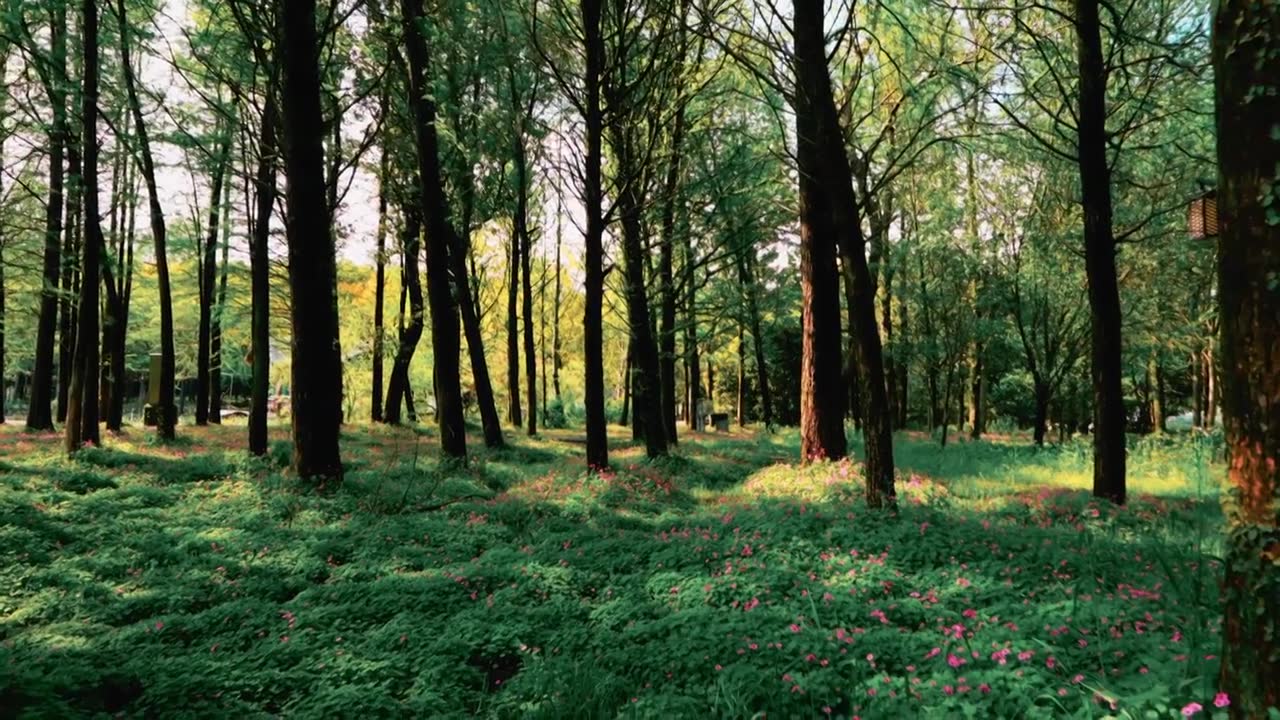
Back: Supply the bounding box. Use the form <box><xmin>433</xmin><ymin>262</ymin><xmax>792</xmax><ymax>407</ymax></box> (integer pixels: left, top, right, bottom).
<box><xmin>1187</xmin><ymin>189</ymin><xmax>1218</xmax><ymax>239</ymax></box>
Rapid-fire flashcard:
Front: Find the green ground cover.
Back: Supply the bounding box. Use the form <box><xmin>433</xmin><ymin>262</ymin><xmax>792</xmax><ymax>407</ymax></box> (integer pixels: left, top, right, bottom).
<box><xmin>0</xmin><ymin>424</ymin><xmax>1231</xmax><ymax>718</ymax></box>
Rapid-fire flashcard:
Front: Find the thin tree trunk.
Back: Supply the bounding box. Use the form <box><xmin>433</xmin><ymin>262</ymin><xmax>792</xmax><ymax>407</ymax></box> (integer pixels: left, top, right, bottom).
<box><xmin>1204</xmin><ymin>346</ymin><xmax>1216</xmax><ymax>428</ymax></box>
<box><xmin>619</xmin><ymin>343</ymin><xmax>632</xmax><ymax>427</ymax></box>
<box><xmin>514</xmin><ymin>135</ymin><xmax>537</xmax><ymax>437</ymax></box>
<box><xmin>739</xmin><ymin>251</ymin><xmax>772</xmax><ymax>428</ymax></box>
<box><xmin>371</xmin><ymin>113</ymin><xmax>388</xmax><ymax>423</ymax></box>
<box><xmin>197</xmin><ymin>130</ymin><xmax>231</xmax><ymax>426</ymax></box>
<box><xmin>684</xmin><ymin>228</ymin><xmax>702</xmax><ymax>432</ymax></box>
<box><xmin>209</xmin><ymin>178</ymin><xmax>231</xmax><ymax>424</ymax></box>
<box><xmin>58</xmin><ymin>144</ymin><xmax>82</xmax><ymax>425</ymax></box>
<box><xmin>116</xmin><ymin>0</ymin><xmax>176</xmax><ymax>439</ymax></box>
<box><xmin>400</xmin><ymin>0</ymin><xmax>467</xmax><ymax>457</ymax></box>
<box><xmin>553</xmin><ymin>193</ymin><xmax>562</xmax><ymax>400</ymax></box>
<box><xmin>657</xmin><ymin>96</ymin><xmax>686</xmax><ymax>446</ymax></box>
<box><xmin>65</xmin><ymin>0</ymin><xmax>102</xmax><ymax>453</ymax></box>
<box><xmin>506</xmin><ymin>231</ymin><xmax>521</xmax><ymax>426</ymax></box>
<box><xmin>736</xmin><ymin>322</ymin><xmax>746</xmax><ymax>427</ymax></box>
<box><xmin>248</xmin><ymin>94</ymin><xmax>277</xmax><ymax>456</ymax></box>
<box><xmin>280</xmin><ymin>0</ymin><xmax>344</xmax><ymax>482</ymax></box>
<box><xmin>384</xmin><ymin>207</ymin><xmax>424</xmax><ymax>425</ymax></box>
<box><xmin>25</xmin><ymin>4</ymin><xmax>67</xmax><ymax>432</ymax></box>
<box><xmin>580</xmin><ymin>0</ymin><xmax>608</xmax><ymax>469</ymax></box>
<box><xmin>609</xmin><ymin>130</ymin><xmax>668</xmax><ymax>458</ymax></box>
<box><xmin>1075</xmin><ymin>0</ymin><xmax>1126</xmax><ymax>504</ymax></box>
<box><xmin>1213</xmin><ymin>1</ymin><xmax>1280</xmax><ymax>710</ymax></box>
<box><xmin>452</xmin><ymin>233</ymin><xmax>505</xmax><ymax>446</ymax></box>
<box><xmin>1191</xmin><ymin>350</ymin><xmax>1203</xmax><ymax>428</ymax></box>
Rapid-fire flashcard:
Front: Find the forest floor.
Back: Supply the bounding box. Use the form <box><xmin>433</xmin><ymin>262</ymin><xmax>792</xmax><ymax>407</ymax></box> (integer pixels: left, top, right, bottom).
<box><xmin>0</xmin><ymin>421</ymin><xmax>1230</xmax><ymax>718</ymax></box>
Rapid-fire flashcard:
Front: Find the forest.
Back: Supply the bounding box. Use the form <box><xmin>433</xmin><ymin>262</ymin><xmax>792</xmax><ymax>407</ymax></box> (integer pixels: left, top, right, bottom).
<box><xmin>0</xmin><ymin>0</ymin><xmax>1277</xmax><ymax>716</ymax></box>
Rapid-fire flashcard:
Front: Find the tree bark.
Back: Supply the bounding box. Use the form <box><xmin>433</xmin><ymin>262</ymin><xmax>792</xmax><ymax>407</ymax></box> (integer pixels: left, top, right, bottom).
<box><xmin>610</xmin><ymin>130</ymin><xmax>668</xmax><ymax>458</ymax></box>
<box><xmin>65</xmin><ymin>0</ymin><xmax>102</xmax><ymax>453</ymax></box>
<box><xmin>248</xmin><ymin>95</ymin><xmax>276</xmax><ymax>457</ymax></box>
<box><xmin>1033</xmin><ymin>382</ymin><xmax>1051</xmax><ymax>447</ymax></box>
<box><xmin>58</xmin><ymin>143</ymin><xmax>81</xmax><ymax>425</ymax></box>
<box><xmin>683</xmin><ymin>221</ymin><xmax>702</xmax><ymax>431</ymax></box>
<box><xmin>197</xmin><ymin>130</ymin><xmax>231</xmax><ymax>426</ymax></box>
<box><xmin>506</xmin><ymin>230</ymin><xmax>521</xmax><ymax>427</ymax></box>
<box><xmin>514</xmin><ymin>134</ymin><xmax>538</xmax><ymax>437</ymax></box>
<box><xmin>581</xmin><ymin>0</ymin><xmax>608</xmax><ymax>469</ymax></box>
<box><xmin>742</xmin><ymin>251</ymin><xmax>773</xmax><ymax>428</ymax></box>
<box><xmin>1212</xmin><ymin>1</ymin><xmax>1280</xmax><ymax>712</ymax></box>
<box><xmin>793</xmin><ymin>0</ymin><xmax>847</xmax><ymax>463</ymax></box>
<box><xmin>209</xmin><ymin>182</ymin><xmax>231</xmax><ymax>424</ymax></box>
<box><xmin>117</xmin><ymin>0</ymin><xmax>176</xmax><ymax>439</ymax></box>
<box><xmin>371</xmin><ymin>116</ymin><xmax>388</xmax><ymax>424</ymax></box>
<box><xmin>400</xmin><ymin>0</ymin><xmax>467</xmax><ymax>458</ymax></box>
<box><xmin>1075</xmin><ymin>0</ymin><xmax>1127</xmax><ymax>505</ymax></box>
<box><xmin>25</xmin><ymin>4</ymin><xmax>66</xmax><ymax>432</ymax></box>
<box><xmin>657</xmin><ymin>97</ymin><xmax>686</xmax><ymax>445</ymax></box>
<box><xmin>796</xmin><ymin>0</ymin><xmax>896</xmax><ymax>508</ymax></box>
<box><xmin>384</xmin><ymin>206</ymin><xmax>424</xmax><ymax>426</ymax></box>
<box><xmin>280</xmin><ymin>0</ymin><xmax>345</xmax><ymax>482</ymax></box>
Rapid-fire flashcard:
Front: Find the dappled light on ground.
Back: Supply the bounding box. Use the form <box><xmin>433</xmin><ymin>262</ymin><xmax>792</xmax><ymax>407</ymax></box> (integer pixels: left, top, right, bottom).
<box><xmin>0</xmin><ymin>423</ymin><xmax>1229</xmax><ymax>718</ymax></box>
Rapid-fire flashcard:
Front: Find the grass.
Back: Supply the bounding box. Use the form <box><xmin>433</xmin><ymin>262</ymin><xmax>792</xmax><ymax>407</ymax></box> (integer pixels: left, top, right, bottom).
<box><xmin>0</xmin><ymin>421</ymin><xmax>1230</xmax><ymax>718</ymax></box>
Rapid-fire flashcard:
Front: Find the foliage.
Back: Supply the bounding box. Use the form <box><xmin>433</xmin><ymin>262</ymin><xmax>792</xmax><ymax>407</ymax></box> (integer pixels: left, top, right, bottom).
<box><xmin>0</xmin><ymin>423</ymin><xmax>1236</xmax><ymax>718</ymax></box>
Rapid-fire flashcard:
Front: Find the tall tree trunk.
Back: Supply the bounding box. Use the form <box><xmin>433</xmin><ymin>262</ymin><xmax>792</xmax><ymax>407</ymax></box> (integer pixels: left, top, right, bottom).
<box><xmin>117</xmin><ymin>0</ymin><xmax>176</xmax><ymax>439</ymax></box>
<box><xmin>657</xmin><ymin>98</ymin><xmax>685</xmax><ymax>446</ymax></box>
<box><xmin>882</xmin><ymin>254</ymin><xmax>897</xmax><ymax>430</ymax></box>
<box><xmin>610</xmin><ymin>131</ymin><xmax>668</xmax><ymax>458</ymax></box>
<box><xmin>452</xmin><ymin>232</ymin><xmax>504</xmax><ymax>446</ymax></box>
<box><xmin>506</xmin><ymin>231</ymin><xmax>521</xmax><ymax>426</ymax></box>
<box><xmin>280</xmin><ymin>0</ymin><xmax>344</xmax><ymax>482</ymax></box>
<box><xmin>1213</xmin><ymin>1</ymin><xmax>1280</xmax><ymax>711</ymax></box>
<box><xmin>1213</xmin><ymin>1</ymin><xmax>1274</xmax><ymax>712</ymax></box>
<box><xmin>59</xmin><ymin>145</ymin><xmax>82</xmax><ymax>425</ymax></box>
<box><xmin>197</xmin><ymin>130</ymin><xmax>231</xmax><ymax>426</ymax></box>
<box><xmin>209</xmin><ymin>181</ymin><xmax>231</xmax><ymax>424</ymax></box>
<box><xmin>249</xmin><ymin>94</ymin><xmax>277</xmax><ymax>456</ymax></box>
<box><xmin>793</xmin><ymin>0</ymin><xmax>847</xmax><ymax>463</ymax></box>
<box><xmin>684</xmin><ymin>229</ymin><xmax>702</xmax><ymax>431</ymax></box>
<box><xmin>514</xmin><ymin>136</ymin><xmax>537</xmax><ymax>437</ymax></box>
<box><xmin>25</xmin><ymin>4</ymin><xmax>66</xmax><ymax>432</ymax></box>
<box><xmin>384</xmin><ymin>207</ymin><xmax>424</xmax><ymax>425</ymax></box>
<box><xmin>580</xmin><ymin>0</ymin><xmax>608</xmax><ymax>468</ymax></box>
<box><xmin>400</xmin><ymin>0</ymin><xmax>467</xmax><ymax>457</ymax></box>
<box><xmin>552</xmin><ymin>194</ymin><xmax>563</xmax><ymax>401</ymax></box>
<box><xmin>371</xmin><ymin>118</ymin><xmax>388</xmax><ymax>423</ymax></box>
<box><xmin>65</xmin><ymin>0</ymin><xmax>102</xmax><ymax>453</ymax></box>
<box><xmin>1075</xmin><ymin>0</ymin><xmax>1126</xmax><ymax>505</ymax></box>
<box><xmin>797</xmin><ymin>0</ymin><xmax>896</xmax><ymax>507</ymax></box>
<box><xmin>741</xmin><ymin>251</ymin><xmax>773</xmax><ymax>428</ymax></box>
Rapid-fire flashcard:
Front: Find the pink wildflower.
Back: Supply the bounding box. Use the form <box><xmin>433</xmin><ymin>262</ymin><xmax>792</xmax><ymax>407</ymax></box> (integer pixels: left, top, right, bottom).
<box><xmin>1181</xmin><ymin>702</ymin><xmax>1202</xmax><ymax>717</ymax></box>
<box><xmin>1214</xmin><ymin>693</ymin><xmax>1229</xmax><ymax>708</ymax></box>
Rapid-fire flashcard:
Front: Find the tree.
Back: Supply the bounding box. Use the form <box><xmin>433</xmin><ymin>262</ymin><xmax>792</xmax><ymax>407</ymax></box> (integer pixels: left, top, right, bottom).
<box><xmin>248</xmin><ymin>94</ymin><xmax>277</xmax><ymax>457</ymax></box>
<box><xmin>400</xmin><ymin>0</ymin><xmax>468</xmax><ymax>458</ymax></box>
<box><xmin>1213</xmin><ymin>0</ymin><xmax>1280</xmax><ymax>712</ymax></box>
<box><xmin>197</xmin><ymin>124</ymin><xmax>233</xmax><ymax>426</ymax></box>
<box><xmin>279</xmin><ymin>0</ymin><xmax>344</xmax><ymax>483</ymax></box>
<box><xmin>116</xmin><ymin>0</ymin><xmax>177</xmax><ymax>440</ymax></box>
<box><xmin>1073</xmin><ymin>0</ymin><xmax>1126</xmax><ymax>504</ymax></box>
<box><xmin>65</xmin><ymin>0</ymin><xmax>103</xmax><ymax>453</ymax></box>
<box><xmin>383</xmin><ymin>200</ymin><xmax>424</xmax><ymax>426</ymax></box>
<box><xmin>17</xmin><ymin>2</ymin><xmax>69</xmax><ymax>432</ymax></box>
